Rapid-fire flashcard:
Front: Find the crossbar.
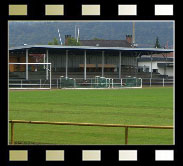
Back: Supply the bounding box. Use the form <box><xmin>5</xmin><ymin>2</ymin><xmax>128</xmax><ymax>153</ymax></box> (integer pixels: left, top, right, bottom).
<box><xmin>9</xmin><ymin>63</ymin><xmax>51</xmax><ymax>65</ymax></box>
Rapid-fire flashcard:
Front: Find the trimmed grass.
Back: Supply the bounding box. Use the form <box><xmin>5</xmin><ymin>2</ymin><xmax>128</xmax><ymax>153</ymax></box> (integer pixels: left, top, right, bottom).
<box><xmin>9</xmin><ymin>87</ymin><xmax>173</xmax><ymax>145</ymax></box>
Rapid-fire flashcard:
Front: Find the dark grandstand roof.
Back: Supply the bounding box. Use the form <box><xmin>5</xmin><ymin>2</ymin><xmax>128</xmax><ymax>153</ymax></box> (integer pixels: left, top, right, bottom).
<box><xmin>79</xmin><ymin>40</ymin><xmax>132</xmax><ymax>47</ymax></box>
<box><xmin>9</xmin><ymin>45</ymin><xmax>174</xmax><ymax>56</ymax></box>
<box><xmin>138</xmin><ymin>57</ymin><xmax>173</xmax><ymax>62</ymax></box>
<box><xmin>157</xmin><ymin>63</ymin><xmax>173</xmax><ymax>67</ymax></box>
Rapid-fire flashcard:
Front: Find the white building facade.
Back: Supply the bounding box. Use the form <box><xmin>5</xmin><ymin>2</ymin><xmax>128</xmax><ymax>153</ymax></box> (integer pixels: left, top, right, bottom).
<box><xmin>138</xmin><ymin>57</ymin><xmax>174</xmax><ymax>77</ymax></box>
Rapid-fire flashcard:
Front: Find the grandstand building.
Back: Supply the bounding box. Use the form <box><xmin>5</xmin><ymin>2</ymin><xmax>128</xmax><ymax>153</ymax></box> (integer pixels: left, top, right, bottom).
<box><xmin>9</xmin><ymin>45</ymin><xmax>173</xmax><ymax>81</ymax></box>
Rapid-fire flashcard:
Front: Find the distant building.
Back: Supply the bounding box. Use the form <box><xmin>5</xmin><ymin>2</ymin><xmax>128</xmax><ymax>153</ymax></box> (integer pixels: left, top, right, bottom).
<box><xmin>138</xmin><ymin>52</ymin><xmax>174</xmax><ymax>77</ymax></box>
<box><xmin>65</xmin><ymin>35</ymin><xmax>133</xmax><ymax>47</ymax></box>
<box><xmin>9</xmin><ymin>45</ymin><xmax>173</xmax><ymax>82</ymax></box>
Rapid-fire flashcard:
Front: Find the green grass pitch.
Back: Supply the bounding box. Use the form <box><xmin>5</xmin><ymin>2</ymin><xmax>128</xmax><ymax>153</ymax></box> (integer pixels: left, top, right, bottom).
<box><xmin>9</xmin><ymin>87</ymin><xmax>173</xmax><ymax>145</ymax></box>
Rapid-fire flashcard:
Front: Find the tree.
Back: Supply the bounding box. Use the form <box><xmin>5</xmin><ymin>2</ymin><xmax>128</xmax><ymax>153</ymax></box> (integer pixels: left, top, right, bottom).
<box><xmin>48</xmin><ymin>37</ymin><xmax>59</xmax><ymax>45</ymax></box>
<box><xmin>67</xmin><ymin>37</ymin><xmax>81</xmax><ymax>46</ymax></box>
<box><xmin>154</xmin><ymin>37</ymin><xmax>161</xmax><ymax>48</ymax></box>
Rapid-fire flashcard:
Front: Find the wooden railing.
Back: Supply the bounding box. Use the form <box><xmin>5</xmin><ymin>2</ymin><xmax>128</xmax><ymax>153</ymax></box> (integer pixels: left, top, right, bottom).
<box><xmin>9</xmin><ymin>120</ymin><xmax>173</xmax><ymax>145</ymax></box>
<box><xmin>79</xmin><ymin>64</ymin><xmax>116</xmax><ymax>68</ymax></box>
<box><xmin>79</xmin><ymin>64</ymin><xmax>96</xmax><ymax>68</ymax></box>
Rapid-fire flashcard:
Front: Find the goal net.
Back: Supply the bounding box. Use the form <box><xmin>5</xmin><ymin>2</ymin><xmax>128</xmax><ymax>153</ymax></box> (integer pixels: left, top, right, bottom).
<box><xmin>121</xmin><ymin>77</ymin><xmax>142</xmax><ymax>88</ymax></box>
<box><xmin>59</xmin><ymin>76</ymin><xmax>142</xmax><ymax>89</ymax></box>
<box><xmin>59</xmin><ymin>76</ymin><xmax>76</xmax><ymax>88</ymax></box>
<box><xmin>93</xmin><ymin>76</ymin><xmax>110</xmax><ymax>88</ymax></box>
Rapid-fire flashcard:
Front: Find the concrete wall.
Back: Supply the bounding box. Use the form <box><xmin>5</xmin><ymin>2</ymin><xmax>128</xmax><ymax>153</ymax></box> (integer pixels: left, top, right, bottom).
<box><xmin>158</xmin><ymin>66</ymin><xmax>173</xmax><ymax>76</ymax></box>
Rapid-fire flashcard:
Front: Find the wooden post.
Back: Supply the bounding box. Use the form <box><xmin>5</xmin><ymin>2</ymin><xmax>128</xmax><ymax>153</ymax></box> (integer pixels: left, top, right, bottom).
<box><xmin>11</xmin><ymin>122</ymin><xmax>15</xmax><ymax>145</ymax></box>
<box><xmin>125</xmin><ymin>127</ymin><xmax>128</xmax><ymax>145</ymax></box>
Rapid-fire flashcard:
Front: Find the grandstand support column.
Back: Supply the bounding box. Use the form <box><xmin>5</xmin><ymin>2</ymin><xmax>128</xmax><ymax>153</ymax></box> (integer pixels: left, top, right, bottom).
<box><xmin>136</xmin><ymin>52</ymin><xmax>141</xmax><ymax>77</ymax></box>
<box><xmin>66</xmin><ymin>50</ymin><xmax>68</xmax><ymax>79</ymax></box>
<box><xmin>46</xmin><ymin>50</ymin><xmax>49</xmax><ymax>80</ymax></box>
<box><xmin>102</xmin><ymin>51</ymin><xmax>104</xmax><ymax>77</ymax></box>
<box><xmin>119</xmin><ymin>51</ymin><xmax>121</xmax><ymax>79</ymax></box>
<box><xmin>162</xmin><ymin>53</ymin><xmax>167</xmax><ymax>77</ymax></box>
<box><xmin>26</xmin><ymin>49</ymin><xmax>28</xmax><ymax>80</ymax></box>
<box><xmin>50</xmin><ymin>63</ymin><xmax>52</xmax><ymax>89</ymax></box>
<box><xmin>43</xmin><ymin>54</ymin><xmax>45</xmax><ymax>69</ymax></box>
<box><xmin>150</xmin><ymin>53</ymin><xmax>152</xmax><ymax>78</ymax></box>
<box><xmin>84</xmin><ymin>50</ymin><xmax>87</xmax><ymax>80</ymax></box>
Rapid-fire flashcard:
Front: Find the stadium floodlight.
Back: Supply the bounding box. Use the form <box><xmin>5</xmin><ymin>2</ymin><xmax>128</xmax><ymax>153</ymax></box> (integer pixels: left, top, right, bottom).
<box><xmin>57</xmin><ymin>28</ymin><xmax>63</xmax><ymax>45</ymax></box>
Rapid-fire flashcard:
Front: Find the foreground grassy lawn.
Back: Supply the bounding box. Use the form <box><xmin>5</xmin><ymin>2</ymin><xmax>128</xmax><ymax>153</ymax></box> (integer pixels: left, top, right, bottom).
<box><xmin>9</xmin><ymin>87</ymin><xmax>173</xmax><ymax>145</ymax></box>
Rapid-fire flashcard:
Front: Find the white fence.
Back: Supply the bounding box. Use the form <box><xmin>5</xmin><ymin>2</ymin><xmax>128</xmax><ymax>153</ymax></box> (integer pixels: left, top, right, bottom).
<box><xmin>9</xmin><ymin>78</ymin><xmax>173</xmax><ymax>90</ymax></box>
<box><xmin>9</xmin><ymin>63</ymin><xmax>51</xmax><ymax>89</ymax></box>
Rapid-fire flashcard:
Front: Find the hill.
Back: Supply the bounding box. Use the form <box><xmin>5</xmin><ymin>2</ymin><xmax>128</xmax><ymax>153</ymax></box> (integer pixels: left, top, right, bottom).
<box><xmin>9</xmin><ymin>21</ymin><xmax>174</xmax><ymax>48</ymax></box>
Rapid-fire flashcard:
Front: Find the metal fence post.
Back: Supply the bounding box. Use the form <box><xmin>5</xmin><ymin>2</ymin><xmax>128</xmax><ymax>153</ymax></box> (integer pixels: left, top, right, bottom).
<box><xmin>140</xmin><ymin>78</ymin><xmax>143</xmax><ymax>88</ymax></box>
<box><xmin>150</xmin><ymin>78</ymin><xmax>152</xmax><ymax>87</ymax></box>
<box><xmin>50</xmin><ymin>64</ymin><xmax>52</xmax><ymax>89</ymax></box>
<box><xmin>11</xmin><ymin>122</ymin><xmax>15</xmax><ymax>145</ymax></box>
<box><xmin>74</xmin><ymin>79</ymin><xmax>76</xmax><ymax>88</ymax></box>
<box><xmin>125</xmin><ymin>127</ymin><xmax>128</xmax><ymax>145</ymax></box>
<box><xmin>60</xmin><ymin>78</ymin><xmax>61</xmax><ymax>89</ymax></box>
<box><xmin>21</xmin><ymin>80</ymin><xmax>22</xmax><ymax>88</ymax></box>
<box><xmin>57</xmin><ymin>78</ymin><xmax>58</xmax><ymax>89</ymax></box>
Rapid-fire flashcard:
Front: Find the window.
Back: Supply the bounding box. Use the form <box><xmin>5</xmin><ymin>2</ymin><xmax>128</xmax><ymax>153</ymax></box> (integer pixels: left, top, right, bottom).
<box><xmin>153</xmin><ymin>69</ymin><xmax>158</xmax><ymax>73</ymax></box>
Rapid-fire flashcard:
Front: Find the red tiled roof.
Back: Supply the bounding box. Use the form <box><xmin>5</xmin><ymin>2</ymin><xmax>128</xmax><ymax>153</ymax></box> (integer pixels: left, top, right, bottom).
<box><xmin>152</xmin><ymin>52</ymin><xmax>174</xmax><ymax>57</ymax></box>
<box><xmin>79</xmin><ymin>40</ymin><xmax>132</xmax><ymax>47</ymax></box>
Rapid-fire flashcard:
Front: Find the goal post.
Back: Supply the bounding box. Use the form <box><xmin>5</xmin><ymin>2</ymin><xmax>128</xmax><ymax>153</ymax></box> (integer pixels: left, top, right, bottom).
<box><xmin>9</xmin><ymin>63</ymin><xmax>52</xmax><ymax>89</ymax></box>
